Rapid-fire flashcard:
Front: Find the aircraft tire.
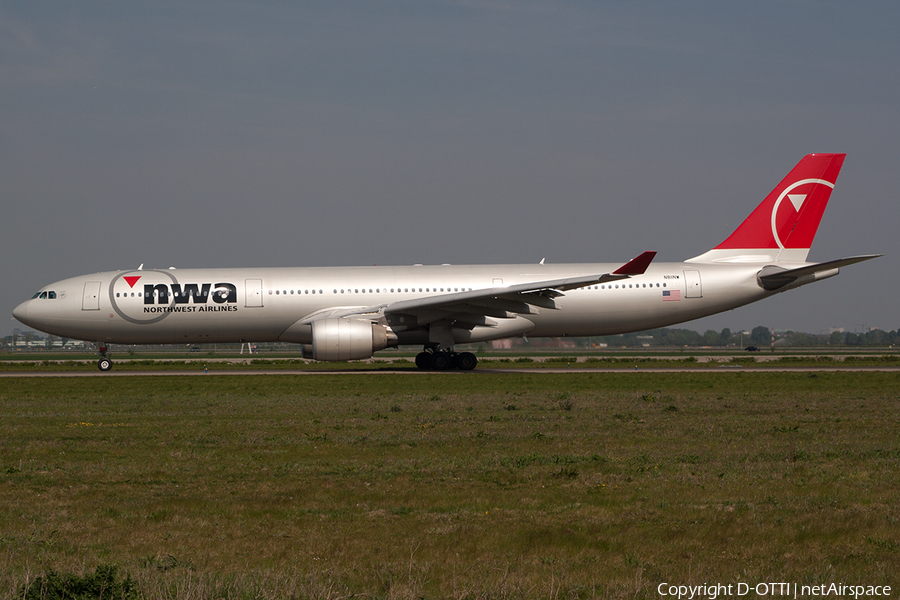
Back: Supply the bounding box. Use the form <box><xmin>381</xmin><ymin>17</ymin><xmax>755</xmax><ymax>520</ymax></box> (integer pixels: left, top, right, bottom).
<box><xmin>431</xmin><ymin>352</ymin><xmax>452</xmax><ymax>370</ymax></box>
<box><xmin>455</xmin><ymin>352</ymin><xmax>477</xmax><ymax>371</ymax></box>
<box><xmin>98</xmin><ymin>358</ymin><xmax>113</xmax><ymax>372</ymax></box>
<box><xmin>415</xmin><ymin>352</ymin><xmax>431</xmax><ymax>370</ymax></box>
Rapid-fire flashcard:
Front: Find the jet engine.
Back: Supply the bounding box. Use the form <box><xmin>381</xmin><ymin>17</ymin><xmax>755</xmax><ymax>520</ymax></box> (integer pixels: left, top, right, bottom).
<box><xmin>308</xmin><ymin>318</ymin><xmax>396</xmax><ymax>361</ymax></box>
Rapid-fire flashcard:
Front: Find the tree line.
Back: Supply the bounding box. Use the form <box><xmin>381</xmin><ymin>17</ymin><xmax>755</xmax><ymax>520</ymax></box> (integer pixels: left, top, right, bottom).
<box><xmin>551</xmin><ymin>326</ymin><xmax>900</xmax><ymax>348</ymax></box>
<box><xmin>4</xmin><ymin>326</ymin><xmax>899</xmax><ymax>351</ymax></box>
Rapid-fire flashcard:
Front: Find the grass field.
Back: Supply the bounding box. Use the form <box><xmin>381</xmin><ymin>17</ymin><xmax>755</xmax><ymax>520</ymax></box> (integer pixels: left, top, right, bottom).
<box><xmin>1</xmin><ymin>372</ymin><xmax>899</xmax><ymax>598</ymax></box>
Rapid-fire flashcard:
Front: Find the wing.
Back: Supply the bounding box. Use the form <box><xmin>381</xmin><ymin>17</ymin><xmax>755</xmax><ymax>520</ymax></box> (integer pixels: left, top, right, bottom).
<box><xmin>292</xmin><ymin>251</ymin><xmax>656</xmax><ymax>332</ymax></box>
<box><xmin>384</xmin><ymin>251</ymin><xmax>657</xmax><ymax>330</ymax></box>
<box><xmin>300</xmin><ymin>251</ymin><xmax>656</xmax><ymax>331</ymax></box>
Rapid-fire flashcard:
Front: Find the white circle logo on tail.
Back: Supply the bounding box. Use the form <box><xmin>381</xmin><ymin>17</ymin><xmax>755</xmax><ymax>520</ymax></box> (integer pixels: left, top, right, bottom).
<box><xmin>771</xmin><ymin>178</ymin><xmax>833</xmax><ymax>249</ymax></box>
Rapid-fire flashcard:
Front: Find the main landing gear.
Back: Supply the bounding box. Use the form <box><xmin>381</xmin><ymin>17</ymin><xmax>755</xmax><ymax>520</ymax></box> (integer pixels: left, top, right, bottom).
<box><xmin>97</xmin><ymin>345</ymin><xmax>113</xmax><ymax>371</ymax></box>
<box><xmin>414</xmin><ymin>350</ymin><xmax>478</xmax><ymax>371</ymax></box>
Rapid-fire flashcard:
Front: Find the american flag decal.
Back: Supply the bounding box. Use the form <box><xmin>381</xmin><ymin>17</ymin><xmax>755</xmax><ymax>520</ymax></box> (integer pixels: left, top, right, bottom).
<box><xmin>662</xmin><ymin>289</ymin><xmax>681</xmax><ymax>301</ymax></box>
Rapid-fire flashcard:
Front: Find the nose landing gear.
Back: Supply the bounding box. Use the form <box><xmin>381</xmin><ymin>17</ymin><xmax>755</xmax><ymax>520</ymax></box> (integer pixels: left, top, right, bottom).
<box><xmin>97</xmin><ymin>345</ymin><xmax>113</xmax><ymax>371</ymax></box>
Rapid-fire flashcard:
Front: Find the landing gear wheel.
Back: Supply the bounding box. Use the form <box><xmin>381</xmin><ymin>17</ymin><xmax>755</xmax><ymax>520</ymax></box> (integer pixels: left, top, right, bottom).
<box><xmin>98</xmin><ymin>357</ymin><xmax>113</xmax><ymax>372</ymax></box>
<box><xmin>415</xmin><ymin>352</ymin><xmax>431</xmax><ymax>370</ymax></box>
<box><xmin>455</xmin><ymin>352</ymin><xmax>478</xmax><ymax>371</ymax></box>
<box><xmin>431</xmin><ymin>351</ymin><xmax>452</xmax><ymax>371</ymax></box>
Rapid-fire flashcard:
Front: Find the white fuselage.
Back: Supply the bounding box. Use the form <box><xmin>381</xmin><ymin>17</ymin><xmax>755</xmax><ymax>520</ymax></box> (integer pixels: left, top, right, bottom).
<box><xmin>13</xmin><ymin>261</ymin><xmax>776</xmax><ymax>346</ymax></box>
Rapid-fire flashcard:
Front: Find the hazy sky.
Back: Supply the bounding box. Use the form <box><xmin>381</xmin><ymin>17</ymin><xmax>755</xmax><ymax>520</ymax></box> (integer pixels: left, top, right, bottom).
<box><xmin>3</xmin><ymin>2</ymin><xmax>897</xmax><ymax>337</ymax></box>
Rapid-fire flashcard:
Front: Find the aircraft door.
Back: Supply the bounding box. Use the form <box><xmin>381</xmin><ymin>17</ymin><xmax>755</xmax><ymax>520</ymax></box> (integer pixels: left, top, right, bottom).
<box><xmin>245</xmin><ymin>279</ymin><xmax>263</xmax><ymax>307</ymax></box>
<box><xmin>683</xmin><ymin>270</ymin><xmax>702</xmax><ymax>298</ymax></box>
<box><xmin>82</xmin><ymin>281</ymin><xmax>101</xmax><ymax>310</ymax></box>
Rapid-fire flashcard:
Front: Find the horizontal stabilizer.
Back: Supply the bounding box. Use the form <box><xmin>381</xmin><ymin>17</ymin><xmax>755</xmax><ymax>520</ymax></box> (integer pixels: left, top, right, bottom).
<box><xmin>757</xmin><ymin>254</ymin><xmax>881</xmax><ymax>290</ymax></box>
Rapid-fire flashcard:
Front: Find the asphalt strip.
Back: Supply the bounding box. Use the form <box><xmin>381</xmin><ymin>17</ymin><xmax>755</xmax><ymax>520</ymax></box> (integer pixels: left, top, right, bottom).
<box><xmin>0</xmin><ymin>367</ymin><xmax>897</xmax><ymax>377</ymax></box>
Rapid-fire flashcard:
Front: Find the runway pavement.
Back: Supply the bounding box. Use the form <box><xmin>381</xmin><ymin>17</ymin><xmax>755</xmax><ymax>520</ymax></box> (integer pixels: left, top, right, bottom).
<box><xmin>0</xmin><ymin>365</ymin><xmax>897</xmax><ymax>377</ymax></box>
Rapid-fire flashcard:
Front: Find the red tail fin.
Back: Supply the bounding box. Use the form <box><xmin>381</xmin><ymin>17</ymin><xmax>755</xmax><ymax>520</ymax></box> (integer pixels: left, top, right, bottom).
<box><xmin>687</xmin><ymin>154</ymin><xmax>845</xmax><ymax>263</ymax></box>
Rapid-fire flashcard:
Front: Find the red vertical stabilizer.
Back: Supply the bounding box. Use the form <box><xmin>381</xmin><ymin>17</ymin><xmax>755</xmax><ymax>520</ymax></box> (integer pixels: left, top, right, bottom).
<box><xmin>687</xmin><ymin>154</ymin><xmax>845</xmax><ymax>263</ymax></box>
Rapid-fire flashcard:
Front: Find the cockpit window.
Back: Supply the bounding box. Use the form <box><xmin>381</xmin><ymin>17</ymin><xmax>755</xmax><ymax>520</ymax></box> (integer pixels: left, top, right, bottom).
<box><xmin>48</xmin><ymin>291</ymin><xmax>57</xmax><ymax>299</ymax></box>
<box><xmin>39</xmin><ymin>292</ymin><xmax>48</xmax><ymax>299</ymax></box>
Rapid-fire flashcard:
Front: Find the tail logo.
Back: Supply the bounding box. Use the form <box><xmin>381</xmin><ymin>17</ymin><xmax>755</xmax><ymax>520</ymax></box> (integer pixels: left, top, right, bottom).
<box><xmin>771</xmin><ymin>178</ymin><xmax>834</xmax><ymax>249</ymax></box>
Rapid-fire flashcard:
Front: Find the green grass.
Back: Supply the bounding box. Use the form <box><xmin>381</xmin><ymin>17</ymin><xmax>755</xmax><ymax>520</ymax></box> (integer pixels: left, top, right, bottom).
<box><xmin>1</xmin><ymin>372</ymin><xmax>899</xmax><ymax>598</ymax></box>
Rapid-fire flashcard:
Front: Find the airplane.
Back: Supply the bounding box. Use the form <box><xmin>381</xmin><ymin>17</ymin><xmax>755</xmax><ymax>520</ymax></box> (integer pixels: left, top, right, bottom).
<box><xmin>13</xmin><ymin>153</ymin><xmax>880</xmax><ymax>372</ymax></box>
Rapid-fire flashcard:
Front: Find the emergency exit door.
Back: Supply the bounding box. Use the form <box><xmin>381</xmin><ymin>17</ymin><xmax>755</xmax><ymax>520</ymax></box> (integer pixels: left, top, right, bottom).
<box><xmin>82</xmin><ymin>281</ymin><xmax>101</xmax><ymax>310</ymax></box>
<box><xmin>245</xmin><ymin>279</ymin><xmax>263</xmax><ymax>307</ymax></box>
<box><xmin>683</xmin><ymin>270</ymin><xmax>702</xmax><ymax>298</ymax></box>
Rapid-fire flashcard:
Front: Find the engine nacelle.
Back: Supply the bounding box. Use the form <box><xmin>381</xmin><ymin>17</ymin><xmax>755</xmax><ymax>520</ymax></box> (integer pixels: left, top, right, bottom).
<box><xmin>310</xmin><ymin>318</ymin><xmax>395</xmax><ymax>361</ymax></box>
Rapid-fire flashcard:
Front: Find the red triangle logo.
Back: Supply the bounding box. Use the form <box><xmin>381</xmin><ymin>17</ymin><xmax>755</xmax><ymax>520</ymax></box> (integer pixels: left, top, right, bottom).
<box><xmin>124</xmin><ymin>276</ymin><xmax>141</xmax><ymax>288</ymax></box>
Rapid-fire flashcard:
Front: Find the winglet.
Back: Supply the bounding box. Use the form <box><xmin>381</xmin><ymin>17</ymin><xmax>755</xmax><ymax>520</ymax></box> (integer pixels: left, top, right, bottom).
<box><xmin>613</xmin><ymin>251</ymin><xmax>657</xmax><ymax>275</ymax></box>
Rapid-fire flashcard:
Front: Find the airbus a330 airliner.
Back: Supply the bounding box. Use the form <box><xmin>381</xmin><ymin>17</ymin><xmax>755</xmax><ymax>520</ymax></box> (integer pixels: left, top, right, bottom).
<box><xmin>13</xmin><ymin>154</ymin><xmax>879</xmax><ymax>371</ymax></box>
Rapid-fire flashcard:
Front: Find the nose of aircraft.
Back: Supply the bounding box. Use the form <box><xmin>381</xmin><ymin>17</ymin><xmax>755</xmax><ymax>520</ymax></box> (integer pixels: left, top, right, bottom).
<box><xmin>12</xmin><ymin>301</ymin><xmax>31</xmax><ymax>327</ymax></box>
